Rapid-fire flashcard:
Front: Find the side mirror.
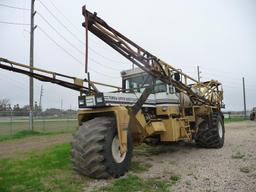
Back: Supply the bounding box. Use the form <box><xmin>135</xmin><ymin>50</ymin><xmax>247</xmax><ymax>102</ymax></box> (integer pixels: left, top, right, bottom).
<box><xmin>174</xmin><ymin>72</ymin><xmax>180</xmax><ymax>81</ymax></box>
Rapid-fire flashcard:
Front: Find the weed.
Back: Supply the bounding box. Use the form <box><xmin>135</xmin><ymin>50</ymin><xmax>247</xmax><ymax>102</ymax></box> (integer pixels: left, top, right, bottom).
<box><xmin>130</xmin><ymin>161</ymin><xmax>152</xmax><ymax>173</ymax></box>
<box><xmin>97</xmin><ymin>174</ymin><xmax>170</xmax><ymax>192</ymax></box>
<box><xmin>170</xmin><ymin>175</ymin><xmax>181</xmax><ymax>182</ymax></box>
<box><xmin>240</xmin><ymin>166</ymin><xmax>251</xmax><ymax>173</ymax></box>
<box><xmin>232</xmin><ymin>151</ymin><xmax>245</xmax><ymax>159</ymax></box>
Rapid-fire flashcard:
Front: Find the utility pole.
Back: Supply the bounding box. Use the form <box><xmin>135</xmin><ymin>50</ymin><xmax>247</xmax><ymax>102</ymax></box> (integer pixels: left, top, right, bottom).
<box><xmin>29</xmin><ymin>0</ymin><xmax>36</xmax><ymax>131</ymax></box>
<box><xmin>242</xmin><ymin>77</ymin><xmax>247</xmax><ymax>118</ymax></box>
<box><xmin>39</xmin><ymin>85</ymin><xmax>43</xmax><ymax>111</ymax></box>
<box><xmin>197</xmin><ymin>66</ymin><xmax>201</xmax><ymax>83</ymax></box>
<box><xmin>61</xmin><ymin>98</ymin><xmax>63</xmax><ymax>111</ymax></box>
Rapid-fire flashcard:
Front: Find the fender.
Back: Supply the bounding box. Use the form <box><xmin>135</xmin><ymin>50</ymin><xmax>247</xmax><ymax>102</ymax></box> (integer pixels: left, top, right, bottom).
<box><xmin>77</xmin><ymin>106</ymin><xmax>129</xmax><ymax>154</ymax></box>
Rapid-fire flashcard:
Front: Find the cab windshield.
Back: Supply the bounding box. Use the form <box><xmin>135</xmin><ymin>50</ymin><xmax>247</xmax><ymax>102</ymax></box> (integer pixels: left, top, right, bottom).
<box><xmin>125</xmin><ymin>75</ymin><xmax>167</xmax><ymax>93</ymax></box>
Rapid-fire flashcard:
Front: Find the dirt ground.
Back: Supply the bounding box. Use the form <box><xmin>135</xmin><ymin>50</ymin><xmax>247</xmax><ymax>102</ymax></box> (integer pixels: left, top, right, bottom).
<box><xmin>0</xmin><ymin>121</ymin><xmax>255</xmax><ymax>191</ymax></box>
<box><xmin>0</xmin><ymin>133</ymin><xmax>72</xmax><ymax>158</ymax></box>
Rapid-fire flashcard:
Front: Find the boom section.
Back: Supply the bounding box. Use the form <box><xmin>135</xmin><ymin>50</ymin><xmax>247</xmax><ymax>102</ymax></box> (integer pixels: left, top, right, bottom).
<box><xmin>82</xmin><ymin>7</ymin><xmax>223</xmax><ymax>108</ymax></box>
<box><xmin>0</xmin><ymin>58</ymin><xmax>96</xmax><ymax>94</ymax></box>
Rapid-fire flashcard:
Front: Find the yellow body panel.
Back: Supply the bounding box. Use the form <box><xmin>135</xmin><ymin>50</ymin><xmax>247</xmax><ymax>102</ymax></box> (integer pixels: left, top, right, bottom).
<box><xmin>145</xmin><ymin>121</ymin><xmax>166</xmax><ymax>135</ymax></box>
<box><xmin>160</xmin><ymin>119</ymin><xmax>180</xmax><ymax>141</ymax></box>
<box><xmin>160</xmin><ymin>118</ymin><xmax>190</xmax><ymax>141</ymax></box>
<box><xmin>156</xmin><ymin>106</ymin><xmax>180</xmax><ymax>116</ymax></box>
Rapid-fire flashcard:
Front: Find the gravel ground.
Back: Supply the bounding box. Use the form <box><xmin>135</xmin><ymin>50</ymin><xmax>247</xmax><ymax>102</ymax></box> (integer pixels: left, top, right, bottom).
<box><xmin>131</xmin><ymin>121</ymin><xmax>256</xmax><ymax>192</ymax></box>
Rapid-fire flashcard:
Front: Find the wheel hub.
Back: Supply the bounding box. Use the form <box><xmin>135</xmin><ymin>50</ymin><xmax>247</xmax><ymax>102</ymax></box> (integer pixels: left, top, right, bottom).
<box><xmin>218</xmin><ymin>121</ymin><xmax>223</xmax><ymax>138</ymax></box>
<box><xmin>111</xmin><ymin>136</ymin><xmax>126</xmax><ymax>163</ymax></box>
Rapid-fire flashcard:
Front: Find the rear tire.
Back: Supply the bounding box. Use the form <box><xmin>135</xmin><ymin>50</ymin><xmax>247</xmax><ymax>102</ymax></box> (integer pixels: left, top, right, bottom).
<box><xmin>250</xmin><ymin>113</ymin><xmax>255</xmax><ymax>121</ymax></box>
<box><xmin>195</xmin><ymin>112</ymin><xmax>225</xmax><ymax>148</ymax></box>
<box><xmin>71</xmin><ymin>116</ymin><xmax>133</xmax><ymax>179</ymax></box>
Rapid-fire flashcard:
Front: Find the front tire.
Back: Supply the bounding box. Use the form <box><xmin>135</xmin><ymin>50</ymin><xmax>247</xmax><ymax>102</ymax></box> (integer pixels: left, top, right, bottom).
<box><xmin>195</xmin><ymin>112</ymin><xmax>225</xmax><ymax>148</ymax></box>
<box><xmin>71</xmin><ymin>116</ymin><xmax>133</xmax><ymax>179</ymax></box>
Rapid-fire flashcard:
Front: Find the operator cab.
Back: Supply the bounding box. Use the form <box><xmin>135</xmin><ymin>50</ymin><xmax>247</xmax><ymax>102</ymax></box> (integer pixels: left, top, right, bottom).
<box><xmin>78</xmin><ymin>68</ymin><xmax>180</xmax><ymax>109</ymax></box>
<box><xmin>121</xmin><ymin>68</ymin><xmax>175</xmax><ymax>95</ymax></box>
<box><xmin>121</xmin><ymin>68</ymin><xmax>180</xmax><ymax>106</ymax></box>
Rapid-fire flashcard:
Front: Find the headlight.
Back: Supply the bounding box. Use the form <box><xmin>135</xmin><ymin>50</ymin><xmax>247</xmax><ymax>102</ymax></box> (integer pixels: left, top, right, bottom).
<box><xmin>79</xmin><ymin>99</ymin><xmax>85</xmax><ymax>105</ymax></box>
<box><xmin>78</xmin><ymin>93</ymin><xmax>105</xmax><ymax>108</ymax></box>
<box><xmin>86</xmin><ymin>96</ymin><xmax>95</xmax><ymax>107</ymax></box>
<box><xmin>96</xmin><ymin>97</ymin><xmax>103</xmax><ymax>103</ymax></box>
<box><xmin>78</xmin><ymin>96</ymin><xmax>86</xmax><ymax>107</ymax></box>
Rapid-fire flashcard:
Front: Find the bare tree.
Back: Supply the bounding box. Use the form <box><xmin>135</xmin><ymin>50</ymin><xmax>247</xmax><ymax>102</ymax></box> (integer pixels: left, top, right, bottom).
<box><xmin>0</xmin><ymin>98</ymin><xmax>10</xmax><ymax>111</ymax></box>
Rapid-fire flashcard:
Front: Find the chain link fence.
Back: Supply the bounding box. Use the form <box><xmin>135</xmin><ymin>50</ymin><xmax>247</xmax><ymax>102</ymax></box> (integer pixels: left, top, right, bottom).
<box><xmin>0</xmin><ymin>110</ymin><xmax>77</xmax><ymax>136</ymax></box>
<box><xmin>0</xmin><ymin>109</ymin><xmax>250</xmax><ymax>137</ymax></box>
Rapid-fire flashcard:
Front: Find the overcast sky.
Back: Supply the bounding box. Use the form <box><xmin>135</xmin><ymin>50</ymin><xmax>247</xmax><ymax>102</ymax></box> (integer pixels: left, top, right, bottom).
<box><xmin>0</xmin><ymin>0</ymin><xmax>255</xmax><ymax>111</ymax></box>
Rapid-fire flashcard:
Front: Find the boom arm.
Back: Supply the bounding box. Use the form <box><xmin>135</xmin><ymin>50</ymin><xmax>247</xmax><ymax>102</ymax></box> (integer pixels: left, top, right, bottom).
<box><xmin>82</xmin><ymin>7</ymin><xmax>223</xmax><ymax>108</ymax></box>
<box><xmin>0</xmin><ymin>58</ymin><xmax>121</xmax><ymax>94</ymax></box>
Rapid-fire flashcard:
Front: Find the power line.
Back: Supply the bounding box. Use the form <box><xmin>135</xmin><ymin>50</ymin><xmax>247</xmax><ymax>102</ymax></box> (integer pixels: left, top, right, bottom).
<box><xmin>0</xmin><ymin>21</ymin><xmax>29</xmax><ymax>26</ymax></box>
<box><xmin>89</xmin><ymin>57</ymin><xmax>123</xmax><ymax>71</ymax></box>
<box><xmin>88</xmin><ymin>46</ymin><xmax>126</xmax><ymax>65</ymax></box>
<box><xmin>89</xmin><ymin>68</ymin><xmax>120</xmax><ymax>79</ymax></box>
<box><xmin>37</xmin><ymin>13</ymin><xmax>122</xmax><ymax>72</ymax></box>
<box><xmin>37</xmin><ymin>1</ymin><xmax>122</xmax><ymax>78</ymax></box>
<box><xmin>48</xmin><ymin>0</ymin><xmax>116</xmax><ymax>61</ymax></box>
<box><xmin>38</xmin><ymin>26</ymin><xmax>83</xmax><ymax>66</ymax></box>
<box><xmin>0</xmin><ymin>72</ymin><xmax>28</xmax><ymax>89</ymax></box>
<box><xmin>38</xmin><ymin>0</ymin><xmax>83</xmax><ymax>44</ymax></box>
<box><xmin>50</xmin><ymin>0</ymin><xmax>118</xmax><ymax>65</ymax></box>
<box><xmin>38</xmin><ymin>26</ymin><xmax>119</xmax><ymax>79</ymax></box>
<box><xmin>48</xmin><ymin>0</ymin><xmax>81</xmax><ymax>33</ymax></box>
<box><xmin>37</xmin><ymin>12</ymin><xmax>84</xmax><ymax>55</ymax></box>
<box><xmin>38</xmin><ymin>0</ymin><xmax>126</xmax><ymax>66</ymax></box>
<box><xmin>0</xmin><ymin>3</ymin><xmax>30</xmax><ymax>11</ymax></box>
<box><xmin>37</xmin><ymin>13</ymin><xmax>121</xmax><ymax>72</ymax></box>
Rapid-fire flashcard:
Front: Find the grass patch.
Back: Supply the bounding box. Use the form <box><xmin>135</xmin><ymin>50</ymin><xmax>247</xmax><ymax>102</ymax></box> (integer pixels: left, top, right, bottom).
<box><xmin>130</xmin><ymin>161</ymin><xmax>152</xmax><ymax>173</ymax></box>
<box><xmin>0</xmin><ymin>130</ymin><xmax>46</xmax><ymax>141</ymax></box>
<box><xmin>232</xmin><ymin>151</ymin><xmax>245</xmax><ymax>159</ymax></box>
<box><xmin>170</xmin><ymin>175</ymin><xmax>181</xmax><ymax>182</ymax></box>
<box><xmin>0</xmin><ymin>130</ymin><xmax>73</xmax><ymax>142</ymax></box>
<box><xmin>0</xmin><ymin>143</ymin><xmax>85</xmax><ymax>192</ymax></box>
<box><xmin>0</xmin><ymin>119</ymin><xmax>76</xmax><ymax>136</ymax></box>
<box><xmin>240</xmin><ymin>166</ymin><xmax>251</xmax><ymax>173</ymax></box>
<box><xmin>96</xmin><ymin>174</ymin><xmax>170</xmax><ymax>192</ymax></box>
<box><xmin>224</xmin><ymin>117</ymin><xmax>246</xmax><ymax>124</ymax></box>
